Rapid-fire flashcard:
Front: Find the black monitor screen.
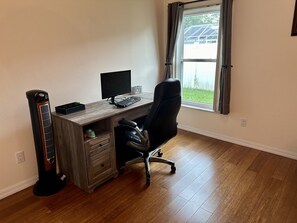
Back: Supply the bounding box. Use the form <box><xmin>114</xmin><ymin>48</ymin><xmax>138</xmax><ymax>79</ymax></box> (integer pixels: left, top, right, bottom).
<box><xmin>100</xmin><ymin>70</ymin><xmax>131</xmax><ymax>104</ymax></box>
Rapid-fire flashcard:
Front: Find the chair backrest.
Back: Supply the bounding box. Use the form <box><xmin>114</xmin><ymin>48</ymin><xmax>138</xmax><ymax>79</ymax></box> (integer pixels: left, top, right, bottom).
<box><xmin>143</xmin><ymin>78</ymin><xmax>181</xmax><ymax>149</ymax></box>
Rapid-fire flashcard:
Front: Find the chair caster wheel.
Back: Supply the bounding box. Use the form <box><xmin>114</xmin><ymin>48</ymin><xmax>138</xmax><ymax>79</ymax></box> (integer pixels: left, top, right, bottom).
<box><xmin>157</xmin><ymin>151</ymin><xmax>163</xmax><ymax>157</ymax></box>
<box><xmin>146</xmin><ymin>177</ymin><xmax>151</xmax><ymax>186</ymax></box>
<box><xmin>171</xmin><ymin>165</ymin><xmax>176</xmax><ymax>173</ymax></box>
<box><xmin>146</xmin><ymin>172</ymin><xmax>151</xmax><ymax>186</ymax></box>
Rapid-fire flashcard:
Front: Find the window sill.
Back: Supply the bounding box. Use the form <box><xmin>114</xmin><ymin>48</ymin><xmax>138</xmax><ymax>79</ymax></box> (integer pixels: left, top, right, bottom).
<box><xmin>181</xmin><ymin>103</ymin><xmax>215</xmax><ymax>113</ymax></box>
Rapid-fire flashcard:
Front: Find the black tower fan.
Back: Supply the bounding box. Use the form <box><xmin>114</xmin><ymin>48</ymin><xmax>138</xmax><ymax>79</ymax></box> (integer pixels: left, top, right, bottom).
<box><xmin>26</xmin><ymin>90</ymin><xmax>65</xmax><ymax>196</ymax></box>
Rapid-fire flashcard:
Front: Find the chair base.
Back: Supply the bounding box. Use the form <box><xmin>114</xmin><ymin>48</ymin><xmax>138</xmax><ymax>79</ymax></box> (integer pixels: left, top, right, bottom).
<box><xmin>123</xmin><ymin>148</ymin><xmax>176</xmax><ymax>185</ymax></box>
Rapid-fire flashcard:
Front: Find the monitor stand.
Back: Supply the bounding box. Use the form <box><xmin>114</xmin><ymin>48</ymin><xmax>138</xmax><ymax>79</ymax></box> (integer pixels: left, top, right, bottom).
<box><xmin>110</xmin><ymin>96</ymin><xmax>116</xmax><ymax>105</ymax></box>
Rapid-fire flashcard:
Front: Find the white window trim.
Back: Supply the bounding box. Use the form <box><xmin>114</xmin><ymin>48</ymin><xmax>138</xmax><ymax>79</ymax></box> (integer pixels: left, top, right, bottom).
<box><xmin>174</xmin><ymin>1</ymin><xmax>222</xmax><ymax>112</ymax></box>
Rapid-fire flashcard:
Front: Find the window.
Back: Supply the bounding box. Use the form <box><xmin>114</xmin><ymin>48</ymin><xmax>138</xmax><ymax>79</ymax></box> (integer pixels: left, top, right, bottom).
<box><xmin>175</xmin><ymin>3</ymin><xmax>222</xmax><ymax>111</ymax></box>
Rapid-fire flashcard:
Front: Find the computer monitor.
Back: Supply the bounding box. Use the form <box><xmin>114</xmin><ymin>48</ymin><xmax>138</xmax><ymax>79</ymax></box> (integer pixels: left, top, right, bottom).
<box><xmin>100</xmin><ymin>70</ymin><xmax>131</xmax><ymax>104</ymax></box>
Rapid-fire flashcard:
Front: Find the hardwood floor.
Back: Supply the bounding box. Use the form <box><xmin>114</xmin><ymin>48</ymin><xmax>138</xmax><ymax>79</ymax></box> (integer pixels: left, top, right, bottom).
<box><xmin>1</xmin><ymin>130</ymin><xmax>297</xmax><ymax>223</ymax></box>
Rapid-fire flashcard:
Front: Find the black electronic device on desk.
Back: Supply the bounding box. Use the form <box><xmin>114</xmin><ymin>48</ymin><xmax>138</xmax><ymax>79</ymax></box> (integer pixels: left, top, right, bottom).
<box><xmin>100</xmin><ymin>70</ymin><xmax>131</xmax><ymax>105</ymax></box>
<box><xmin>115</xmin><ymin>96</ymin><xmax>141</xmax><ymax>108</ymax></box>
<box><xmin>55</xmin><ymin>102</ymin><xmax>85</xmax><ymax>114</ymax></box>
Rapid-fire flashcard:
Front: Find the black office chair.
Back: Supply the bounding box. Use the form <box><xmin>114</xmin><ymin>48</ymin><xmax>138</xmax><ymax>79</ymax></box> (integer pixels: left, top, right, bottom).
<box><xmin>118</xmin><ymin>78</ymin><xmax>181</xmax><ymax>185</ymax></box>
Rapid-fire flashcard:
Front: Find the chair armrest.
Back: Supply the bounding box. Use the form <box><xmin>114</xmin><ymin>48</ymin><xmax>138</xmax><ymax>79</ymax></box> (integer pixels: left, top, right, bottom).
<box><xmin>118</xmin><ymin>118</ymin><xmax>150</xmax><ymax>150</ymax></box>
<box><xmin>118</xmin><ymin>118</ymin><xmax>141</xmax><ymax>136</ymax></box>
<box><xmin>118</xmin><ymin>119</ymin><xmax>137</xmax><ymax>128</ymax></box>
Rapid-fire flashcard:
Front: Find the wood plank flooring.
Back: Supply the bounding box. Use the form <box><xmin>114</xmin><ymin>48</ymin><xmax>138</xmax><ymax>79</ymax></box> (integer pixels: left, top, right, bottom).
<box><xmin>1</xmin><ymin>130</ymin><xmax>297</xmax><ymax>223</ymax></box>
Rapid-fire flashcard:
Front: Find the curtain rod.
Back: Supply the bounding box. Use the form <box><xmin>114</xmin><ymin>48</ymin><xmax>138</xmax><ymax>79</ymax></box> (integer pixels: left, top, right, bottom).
<box><xmin>179</xmin><ymin>0</ymin><xmax>208</xmax><ymax>6</ymax></box>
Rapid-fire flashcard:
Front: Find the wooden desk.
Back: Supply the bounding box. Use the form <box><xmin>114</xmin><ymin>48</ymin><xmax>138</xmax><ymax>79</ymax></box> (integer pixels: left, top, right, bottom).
<box><xmin>52</xmin><ymin>95</ymin><xmax>153</xmax><ymax>193</ymax></box>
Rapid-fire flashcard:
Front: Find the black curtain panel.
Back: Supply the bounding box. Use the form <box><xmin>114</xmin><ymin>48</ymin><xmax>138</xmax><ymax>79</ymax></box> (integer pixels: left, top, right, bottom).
<box><xmin>165</xmin><ymin>2</ymin><xmax>184</xmax><ymax>79</ymax></box>
<box><xmin>218</xmin><ymin>0</ymin><xmax>233</xmax><ymax>115</ymax></box>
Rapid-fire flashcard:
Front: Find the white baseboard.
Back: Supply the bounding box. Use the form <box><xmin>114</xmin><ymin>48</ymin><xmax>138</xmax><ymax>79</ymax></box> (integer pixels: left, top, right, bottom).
<box><xmin>0</xmin><ymin>175</ymin><xmax>37</xmax><ymax>200</ymax></box>
<box><xmin>178</xmin><ymin>124</ymin><xmax>297</xmax><ymax>161</ymax></box>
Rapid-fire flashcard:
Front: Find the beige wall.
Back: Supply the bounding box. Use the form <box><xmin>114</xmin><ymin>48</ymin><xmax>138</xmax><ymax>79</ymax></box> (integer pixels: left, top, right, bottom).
<box><xmin>176</xmin><ymin>0</ymin><xmax>297</xmax><ymax>158</ymax></box>
<box><xmin>0</xmin><ymin>0</ymin><xmax>163</xmax><ymax>198</ymax></box>
<box><xmin>1</xmin><ymin>0</ymin><xmax>297</xmax><ymax>199</ymax></box>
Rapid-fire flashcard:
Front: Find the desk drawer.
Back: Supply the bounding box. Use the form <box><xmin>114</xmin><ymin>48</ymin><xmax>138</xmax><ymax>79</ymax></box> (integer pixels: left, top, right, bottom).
<box><xmin>85</xmin><ymin>133</ymin><xmax>111</xmax><ymax>158</ymax></box>
<box><xmin>85</xmin><ymin>133</ymin><xmax>113</xmax><ymax>184</ymax></box>
<box><xmin>87</xmin><ymin>149</ymin><xmax>112</xmax><ymax>183</ymax></box>
<box><xmin>89</xmin><ymin>142</ymin><xmax>110</xmax><ymax>158</ymax></box>
<box><xmin>88</xmin><ymin>134</ymin><xmax>110</xmax><ymax>146</ymax></box>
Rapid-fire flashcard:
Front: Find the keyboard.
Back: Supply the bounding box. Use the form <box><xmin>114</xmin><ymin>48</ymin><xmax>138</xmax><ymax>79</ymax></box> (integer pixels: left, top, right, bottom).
<box><xmin>115</xmin><ymin>96</ymin><xmax>141</xmax><ymax>108</ymax></box>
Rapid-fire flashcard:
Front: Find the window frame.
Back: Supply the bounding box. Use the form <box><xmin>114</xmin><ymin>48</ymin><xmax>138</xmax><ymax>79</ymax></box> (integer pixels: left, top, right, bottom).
<box><xmin>175</xmin><ymin>2</ymin><xmax>222</xmax><ymax>112</ymax></box>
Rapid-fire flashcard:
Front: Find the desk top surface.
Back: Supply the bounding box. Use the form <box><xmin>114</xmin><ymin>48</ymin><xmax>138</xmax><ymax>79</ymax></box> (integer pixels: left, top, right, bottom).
<box><xmin>52</xmin><ymin>93</ymin><xmax>153</xmax><ymax>126</ymax></box>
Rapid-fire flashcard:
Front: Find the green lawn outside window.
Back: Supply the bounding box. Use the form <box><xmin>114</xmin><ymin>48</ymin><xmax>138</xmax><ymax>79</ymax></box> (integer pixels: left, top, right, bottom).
<box><xmin>182</xmin><ymin>88</ymin><xmax>214</xmax><ymax>104</ymax></box>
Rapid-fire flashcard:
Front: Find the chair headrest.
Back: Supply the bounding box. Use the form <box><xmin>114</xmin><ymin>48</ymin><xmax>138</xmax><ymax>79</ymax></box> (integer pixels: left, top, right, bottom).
<box><xmin>154</xmin><ymin>78</ymin><xmax>181</xmax><ymax>101</ymax></box>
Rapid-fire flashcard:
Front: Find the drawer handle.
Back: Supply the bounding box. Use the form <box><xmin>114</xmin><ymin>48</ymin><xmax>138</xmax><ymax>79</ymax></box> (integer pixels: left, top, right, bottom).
<box><xmin>101</xmin><ymin>164</ymin><xmax>105</xmax><ymax>167</ymax></box>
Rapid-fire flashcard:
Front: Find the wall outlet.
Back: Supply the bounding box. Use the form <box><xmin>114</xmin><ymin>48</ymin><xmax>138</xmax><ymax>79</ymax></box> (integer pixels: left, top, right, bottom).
<box><xmin>240</xmin><ymin>118</ymin><xmax>247</xmax><ymax>127</ymax></box>
<box><xmin>15</xmin><ymin>151</ymin><xmax>25</xmax><ymax>164</ymax></box>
